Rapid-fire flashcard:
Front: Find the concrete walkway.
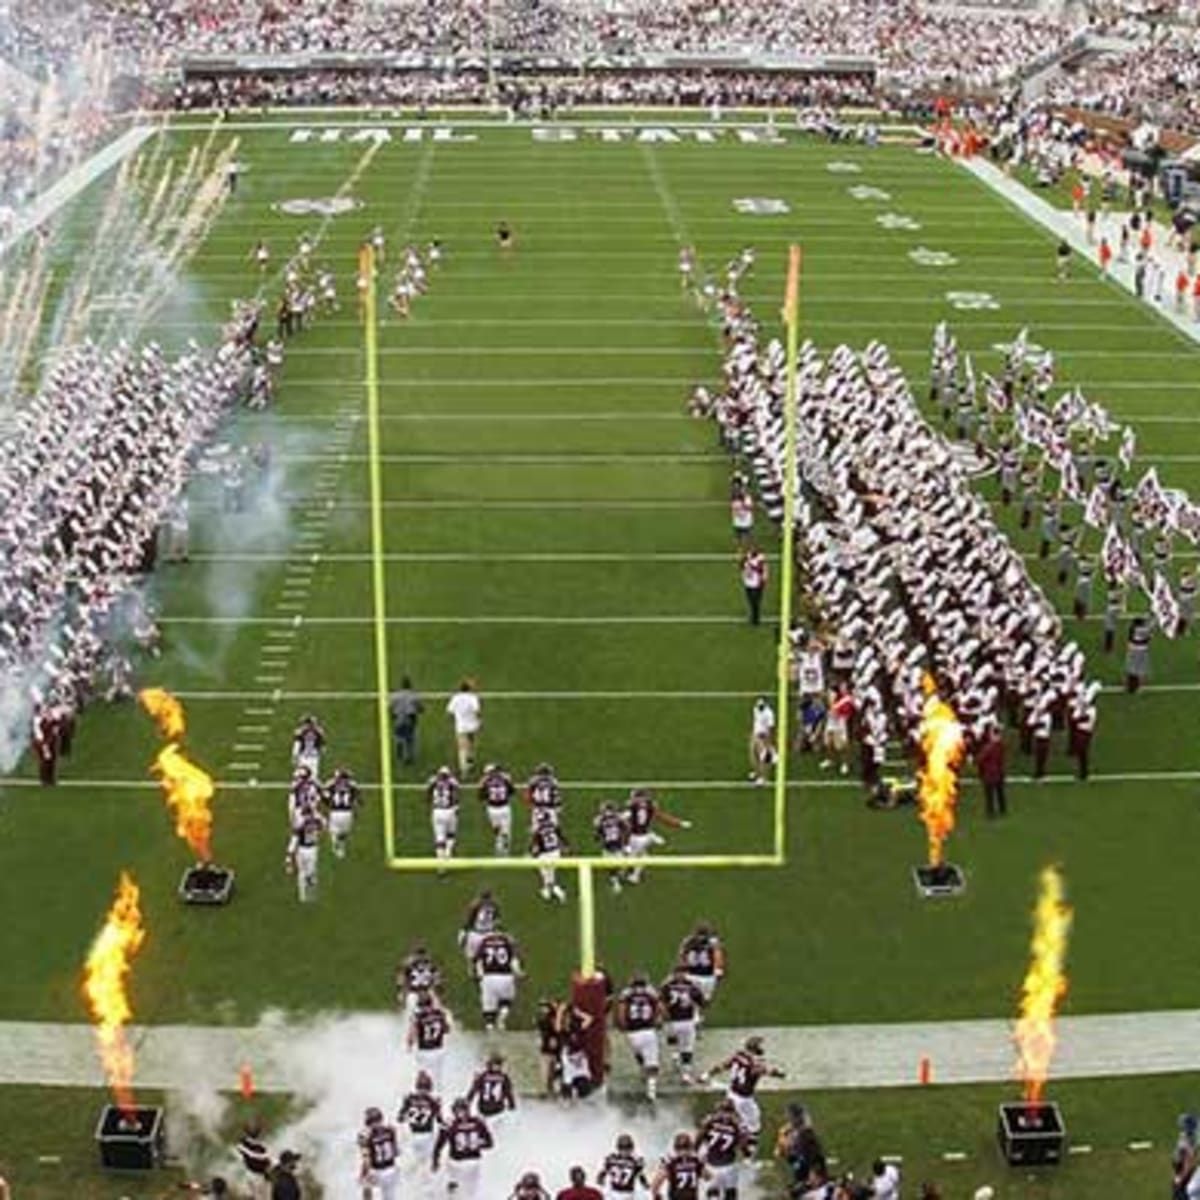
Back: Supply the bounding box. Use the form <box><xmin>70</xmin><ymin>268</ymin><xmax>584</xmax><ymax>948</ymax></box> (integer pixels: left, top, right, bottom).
<box><xmin>3</xmin><ymin>1009</ymin><xmax>1198</xmax><ymax>1094</ymax></box>
<box><xmin>960</xmin><ymin>155</ymin><xmax>1200</xmax><ymax>350</ymax></box>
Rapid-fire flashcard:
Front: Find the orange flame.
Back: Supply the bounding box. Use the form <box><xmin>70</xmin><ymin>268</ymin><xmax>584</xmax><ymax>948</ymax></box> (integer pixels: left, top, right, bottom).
<box><xmin>82</xmin><ymin>872</ymin><xmax>146</xmax><ymax>1116</ymax></box>
<box><xmin>1015</xmin><ymin>866</ymin><xmax>1073</xmax><ymax>1105</ymax></box>
<box><xmin>917</xmin><ymin>676</ymin><xmax>965</xmax><ymax>867</ymax></box>
<box><xmin>151</xmin><ymin>743</ymin><xmax>215</xmax><ymax>862</ymax></box>
<box><xmin>239</xmin><ymin>1063</ymin><xmax>256</xmax><ymax>1100</ymax></box>
<box><xmin>139</xmin><ymin>687</ymin><xmax>185</xmax><ymax>740</ymax></box>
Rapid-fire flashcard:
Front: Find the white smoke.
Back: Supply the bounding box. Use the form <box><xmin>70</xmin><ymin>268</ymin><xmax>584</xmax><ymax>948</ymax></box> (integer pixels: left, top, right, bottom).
<box><xmin>163</xmin><ymin>1010</ymin><xmax>752</xmax><ymax>1200</ymax></box>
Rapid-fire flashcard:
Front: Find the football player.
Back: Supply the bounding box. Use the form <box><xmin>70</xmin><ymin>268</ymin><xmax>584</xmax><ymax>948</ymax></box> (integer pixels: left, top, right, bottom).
<box><xmin>285</xmin><ymin>800</ymin><xmax>326</xmax><ymax>903</ymax></box>
<box><xmin>286</xmin><ymin>765</ymin><xmax>320</xmax><ymax>823</ymax></box>
<box><xmin>359</xmin><ymin>1105</ymin><xmax>401</xmax><ymax>1200</ymax></box>
<box><xmin>616</xmin><ymin>972</ymin><xmax>664</xmax><ymax>1102</ymax></box>
<box><xmin>427</xmin><ymin>766</ymin><xmax>461</xmax><ymax>864</ymax></box>
<box><xmin>408</xmin><ymin>993</ymin><xmax>452</xmax><ymax>1096</ymax></box>
<box><xmin>433</xmin><ymin>1098</ymin><xmax>493</xmax><ymax>1200</ymax></box>
<box><xmin>678</xmin><ymin>923</ymin><xmax>726</xmax><ymax>1011</ymax></box>
<box><xmin>529</xmin><ymin>808</ymin><xmax>567</xmax><ymax>903</ymax></box>
<box><xmin>323</xmin><ymin>766</ymin><xmax>361</xmax><ymax>858</ymax></box>
<box><xmin>660</xmin><ymin>965</ymin><xmax>705</xmax><ymax>1083</ymax></box>
<box><xmin>652</xmin><ymin>1133</ymin><xmax>708</xmax><ymax>1200</ymax></box>
<box><xmin>458</xmin><ymin>889</ymin><xmax>501</xmax><ymax>969</ymax></box>
<box><xmin>396</xmin><ymin>942</ymin><xmax>442</xmax><ymax>1016</ymax></box>
<box><xmin>291</xmin><ymin>714</ymin><xmax>325</xmax><ymax>777</ymax></box>
<box><xmin>397</xmin><ymin>1071</ymin><xmax>443</xmax><ymax>1176</ymax></box>
<box><xmin>524</xmin><ymin>762</ymin><xmax>563</xmax><ymax>830</ymax></box>
<box><xmin>594</xmin><ymin>801</ymin><xmax>631</xmax><ymax>893</ymax></box>
<box><xmin>700</xmin><ymin>1036</ymin><xmax>786</xmax><ymax>1157</ymax></box>
<box><xmin>472</xmin><ymin>922</ymin><xmax>523</xmax><ymax>1031</ymax></box>
<box><xmin>599</xmin><ymin>1133</ymin><xmax>650</xmax><ymax>1200</ymax></box>
<box><xmin>467</xmin><ymin>1052</ymin><xmax>516</xmax><ymax>1126</ymax></box>
<box><xmin>624</xmin><ymin>789</ymin><xmax>690</xmax><ymax>885</ymax></box>
<box><xmin>478</xmin><ymin>763</ymin><xmax>515</xmax><ymax>855</ymax></box>
<box><xmin>697</xmin><ymin>1100</ymin><xmax>748</xmax><ymax>1200</ymax></box>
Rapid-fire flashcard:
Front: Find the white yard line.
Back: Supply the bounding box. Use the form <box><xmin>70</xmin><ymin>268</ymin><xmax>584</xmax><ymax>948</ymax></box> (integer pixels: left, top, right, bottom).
<box><xmin>181</xmin><ymin>553</ymin><xmax>749</xmax><ymax>563</ymax></box>
<box><xmin>281</xmin><ymin>345</ymin><xmax>1195</xmax><ymax>360</ymax></box>
<box><xmin>270</xmin><ymin>453</ymin><xmax>724</xmax><ymax>464</ymax></box>
<box><xmin>160</xmin><ymin>615</ymin><xmax>747</xmax><ymax>625</ymax></box>
<box><xmin>101</xmin><ymin>683</ymin><xmax>1200</xmax><ymax>700</ymax></box>
<box><xmin>217</xmin><ymin>376</ymin><xmax>1198</xmax><ymax>388</ymax></box>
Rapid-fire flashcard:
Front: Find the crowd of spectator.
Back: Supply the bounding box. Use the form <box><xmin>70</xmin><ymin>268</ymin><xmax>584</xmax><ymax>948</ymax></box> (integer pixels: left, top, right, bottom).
<box><xmin>1042</xmin><ymin>24</ymin><xmax>1200</xmax><ymax>130</ymax></box>
<box><xmin>169</xmin><ymin>68</ymin><xmax>882</xmax><ymax>114</ymax></box>
<box><xmin>3</xmin><ymin>0</ymin><xmax>1200</xmax><ymax>218</ymax></box>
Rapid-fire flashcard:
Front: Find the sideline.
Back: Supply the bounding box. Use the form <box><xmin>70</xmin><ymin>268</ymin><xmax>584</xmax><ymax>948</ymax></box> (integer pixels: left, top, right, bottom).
<box><xmin>0</xmin><ymin>125</ymin><xmax>156</xmax><ymax>259</ymax></box>
<box><xmin>958</xmin><ymin>155</ymin><xmax>1200</xmax><ymax>350</ymax></box>
<box><xmin>1</xmin><ymin>1008</ymin><xmax>1196</xmax><ymax>1092</ymax></box>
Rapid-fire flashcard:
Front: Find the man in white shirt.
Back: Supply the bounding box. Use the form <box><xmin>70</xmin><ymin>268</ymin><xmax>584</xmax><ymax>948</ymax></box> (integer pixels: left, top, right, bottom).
<box><xmin>446</xmin><ymin>679</ymin><xmax>482</xmax><ymax>779</ymax></box>
<box><xmin>749</xmin><ymin>697</ymin><xmax>776</xmax><ymax>785</ymax></box>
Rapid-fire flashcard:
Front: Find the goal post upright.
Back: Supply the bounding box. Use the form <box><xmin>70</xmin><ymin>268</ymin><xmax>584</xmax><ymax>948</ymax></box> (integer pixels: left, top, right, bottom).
<box><xmin>773</xmin><ymin>244</ymin><xmax>802</xmax><ymax>864</ymax></box>
<box><xmin>365</xmin><ymin>238</ymin><xmax>799</xmax><ymax>979</ymax></box>
<box><xmin>363</xmin><ymin>242</ymin><xmax>399</xmax><ymax>862</ymax></box>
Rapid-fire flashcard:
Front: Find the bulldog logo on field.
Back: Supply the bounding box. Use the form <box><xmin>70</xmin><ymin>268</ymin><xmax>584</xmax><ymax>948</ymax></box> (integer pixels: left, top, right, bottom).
<box><xmin>272</xmin><ymin>197</ymin><xmax>363</xmax><ymax>217</ymax></box>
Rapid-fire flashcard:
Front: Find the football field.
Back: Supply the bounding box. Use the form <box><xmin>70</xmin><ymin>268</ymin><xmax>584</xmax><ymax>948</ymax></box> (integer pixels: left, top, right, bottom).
<box><xmin>2</xmin><ymin>114</ymin><xmax>1200</xmax><ymax>1193</ymax></box>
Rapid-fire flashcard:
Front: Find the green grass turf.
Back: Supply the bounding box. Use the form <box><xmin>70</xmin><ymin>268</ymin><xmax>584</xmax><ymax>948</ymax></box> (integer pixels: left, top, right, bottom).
<box><xmin>1</xmin><ymin>1074</ymin><xmax>1195</xmax><ymax>1199</ymax></box>
<box><xmin>3</xmin><ymin>123</ymin><xmax>1200</xmax><ymax>1042</ymax></box>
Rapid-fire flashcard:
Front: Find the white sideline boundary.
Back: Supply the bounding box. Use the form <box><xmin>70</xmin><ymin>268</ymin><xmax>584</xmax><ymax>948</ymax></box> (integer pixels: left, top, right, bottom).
<box><xmin>959</xmin><ymin>155</ymin><xmax>1200</xmax><ymax>350</ymax></box>
<box><xmin>1</xmin><ymin>1009</ymin><xmax>1196</xmax><ymax>1092</ymax></box>
<box><xmin>0</xmin><ymin>125</ymin><xmax>155</xmax><ymax>260</ymax></box>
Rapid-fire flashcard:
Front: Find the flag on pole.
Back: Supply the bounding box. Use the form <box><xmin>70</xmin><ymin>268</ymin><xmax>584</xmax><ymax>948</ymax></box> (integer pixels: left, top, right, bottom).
<box><xmin>1083</xmin><ymin>484</ymin><xmax>1108</xmax><ymax>529</ymax></box>
<box><xmin>1101</xmin><ymin>522</ymin><xmax>1135</xmax><ymax>584</ymax></box>
<box><xmin>1152</xmin><ymin>572</ymin><xmax>1181</xmax><ymax>638</ymax></box>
